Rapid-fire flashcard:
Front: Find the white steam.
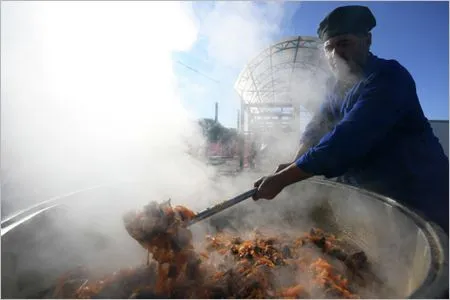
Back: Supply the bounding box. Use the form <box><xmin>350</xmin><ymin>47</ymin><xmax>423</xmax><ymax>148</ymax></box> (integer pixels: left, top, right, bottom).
<box><xmin>199</xmin><ymin>1</ymin><xmax>284</xmax><ymax>69</ymax></box>
<box><xmin>1</xmin><ymin>1</ymin><xmax>209</xmax><ymax>216</ymax></box>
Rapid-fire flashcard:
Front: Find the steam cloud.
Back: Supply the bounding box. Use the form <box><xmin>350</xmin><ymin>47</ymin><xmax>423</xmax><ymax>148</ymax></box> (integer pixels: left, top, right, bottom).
<box><xmin>199</xmin><ymin>1</ymin><xmax>285</xmax><ymax>69</ymax></box>
<box><xmin>1</xmin><ymin>1</ymin><xmax>309</xmax><ymax>216</ymax></box>
<box><xmin>2</xmin><ymin>1</ymin><xmax>202</xmax><ymax>216</ymax></box>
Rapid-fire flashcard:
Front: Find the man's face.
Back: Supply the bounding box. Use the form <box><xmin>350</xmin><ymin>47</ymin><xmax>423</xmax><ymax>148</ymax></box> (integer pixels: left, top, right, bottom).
<box><xmin>323</xmin><ymin>33</ymin><xmax>370</xmax><ymax>80</ymax></box>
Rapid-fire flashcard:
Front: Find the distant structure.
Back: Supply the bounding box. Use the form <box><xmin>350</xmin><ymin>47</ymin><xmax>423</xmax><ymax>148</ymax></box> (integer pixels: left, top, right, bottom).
<box><xmin>429</xmin><ymin>120</ymin><xmax>449</xmax><ymax>157</ymax></box>
<box><xmin>234</xmin><ymin>36</ymin><xmax>328</xmax><ymax>169</ymax></box>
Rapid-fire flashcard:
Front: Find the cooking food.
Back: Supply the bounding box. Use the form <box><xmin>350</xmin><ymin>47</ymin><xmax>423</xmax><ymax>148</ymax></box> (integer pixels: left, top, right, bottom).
<box><xmin>52</xmin><ymin>200</ymin><xmax>371</xmax><ymax>299</ymax></box>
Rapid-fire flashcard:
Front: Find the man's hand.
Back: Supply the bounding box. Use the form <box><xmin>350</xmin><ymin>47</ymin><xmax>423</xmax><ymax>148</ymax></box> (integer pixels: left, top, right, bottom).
<box><xmin>252</xmin><ymin>174</ymin><xmax>285</xmax><ymax>201</ymax></box>
<box><xmin>253</xmin><ymin>163</ymin><xmax>314</xmax><ymax>201</ymax></box>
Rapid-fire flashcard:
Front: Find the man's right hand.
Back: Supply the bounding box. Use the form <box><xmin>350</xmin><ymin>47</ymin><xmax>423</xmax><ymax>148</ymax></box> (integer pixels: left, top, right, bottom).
<box><xmin>253</xmin><ymin>164</ymin><xmax>290</xmax><ymax>189</ymax></box>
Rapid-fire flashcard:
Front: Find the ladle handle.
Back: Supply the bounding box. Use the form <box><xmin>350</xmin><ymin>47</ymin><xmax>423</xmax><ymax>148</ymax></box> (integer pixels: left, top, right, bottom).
<box><xmin>188</xmin><ymin>188</ymin><xmax>257</xmax><ymax>226</ymax></box>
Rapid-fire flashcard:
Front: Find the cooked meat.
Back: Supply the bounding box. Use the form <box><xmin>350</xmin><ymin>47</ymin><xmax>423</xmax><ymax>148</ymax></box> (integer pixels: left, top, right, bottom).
<box><xmin>55</xmin><ymin>201</ymin><xmax>368</xmax><ymax>299</ymax></box>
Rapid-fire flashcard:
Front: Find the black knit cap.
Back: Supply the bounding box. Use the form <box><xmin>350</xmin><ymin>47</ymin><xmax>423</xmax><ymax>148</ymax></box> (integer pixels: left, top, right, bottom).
<box><xmin>317</xmin><ymin>5</ymin><xmax>376</xmax><ymax>41</ymax></box>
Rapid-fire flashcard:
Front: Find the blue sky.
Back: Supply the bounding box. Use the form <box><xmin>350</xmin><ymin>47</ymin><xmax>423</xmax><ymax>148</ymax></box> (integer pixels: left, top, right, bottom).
<box><xmin>173</xmin><ymin>1</ymin><xmax>449</xmax><ymax>128</ymax></box>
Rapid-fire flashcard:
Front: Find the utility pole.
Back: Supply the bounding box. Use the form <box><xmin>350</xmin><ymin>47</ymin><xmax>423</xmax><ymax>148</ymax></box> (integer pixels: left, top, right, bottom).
<box><xmin>214</xmin><ymin>102</ymin><xmax>218</xmax><ymax>123</ymax></box>
<box><xmin>237</xmin><ymin>109</ymin><xmax>240</xmax><ymax>130</ymax></box>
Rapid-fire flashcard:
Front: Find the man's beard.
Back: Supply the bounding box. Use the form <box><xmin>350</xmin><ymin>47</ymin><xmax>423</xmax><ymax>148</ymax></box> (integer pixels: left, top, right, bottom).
<box><xmin>329</xmin><ymin>55</ymin><xmax>368</xmax><ymax>84</ymax></box>
<box><xmin>330</xmin><ymin>57</ymin><xmax>362</xmax><ymax>85</ymax></box>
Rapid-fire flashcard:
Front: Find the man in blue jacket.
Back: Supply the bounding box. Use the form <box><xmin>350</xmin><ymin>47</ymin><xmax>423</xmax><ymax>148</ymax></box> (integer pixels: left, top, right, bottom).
<box><xmin>253</xmin><ymin>5</ymin><xmax>449</xmax><ymax>233</ymax></box>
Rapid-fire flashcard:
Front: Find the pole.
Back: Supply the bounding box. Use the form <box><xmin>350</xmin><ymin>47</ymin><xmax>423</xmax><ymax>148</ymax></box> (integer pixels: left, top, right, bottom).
<box><xmin>214</xmin><ymin>102</ymin><xmax>218</xmax><ymax>123</ymax></box>
<box><xmin>237</xmin><ymin>109</ymin><xmax>240</xmax><ymax>130</ymax></box>
<box><xmin>239</xmin><ymin>100</ymin><xmax>245</xmax><ymax>170</ymax></box>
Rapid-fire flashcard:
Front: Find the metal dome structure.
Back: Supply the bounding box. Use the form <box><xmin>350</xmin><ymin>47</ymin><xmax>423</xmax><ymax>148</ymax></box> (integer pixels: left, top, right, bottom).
<box><xmin>234</xmin><ymin>36</ymin><xmax>329</xmax><ymax>134</ymax></box>
<box><xmin>234</xmin><ymin>36</ymin><xmax>330</xmax><ymax>169</ymax></box>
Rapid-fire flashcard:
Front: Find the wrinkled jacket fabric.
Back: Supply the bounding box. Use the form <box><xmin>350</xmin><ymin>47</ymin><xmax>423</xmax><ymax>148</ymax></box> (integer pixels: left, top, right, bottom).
<box><xmin>296</xmin><ymin>53</ymin><xmax>449</xmax><ymax>232</ymax></box>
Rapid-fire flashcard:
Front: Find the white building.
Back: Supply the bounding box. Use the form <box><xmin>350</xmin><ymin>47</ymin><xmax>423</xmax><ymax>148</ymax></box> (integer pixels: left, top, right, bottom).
<box><xmin>429</xmin><ymin>120</ymin><xmax>449</xmax><ymax>158</ymax></box>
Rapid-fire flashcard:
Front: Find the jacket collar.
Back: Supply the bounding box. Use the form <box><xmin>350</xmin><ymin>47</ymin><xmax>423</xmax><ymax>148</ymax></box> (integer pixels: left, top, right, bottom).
<box><xmin>362</xmin><ymin>52</ymin><xmax>378</xmax><ymax>77</ymax></box>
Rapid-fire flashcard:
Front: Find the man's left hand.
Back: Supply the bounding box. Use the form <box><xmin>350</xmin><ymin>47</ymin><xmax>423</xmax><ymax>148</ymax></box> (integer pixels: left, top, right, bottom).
<box><xmin>252</xmin><ymin>174</ymin><xmax>286</xmax><ymax>201</ymax></box>
<box><xmin>252</xmin><ymin>163</ymin><xmax>314</xmax><ymax>201</ymax></box>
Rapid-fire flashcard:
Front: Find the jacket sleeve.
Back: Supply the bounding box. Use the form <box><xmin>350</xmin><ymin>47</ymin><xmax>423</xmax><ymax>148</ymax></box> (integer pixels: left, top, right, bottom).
<box><xmin>295</xmin><ymin>63</ymin><xmax>415</xmax><ymax>178</ymax></box>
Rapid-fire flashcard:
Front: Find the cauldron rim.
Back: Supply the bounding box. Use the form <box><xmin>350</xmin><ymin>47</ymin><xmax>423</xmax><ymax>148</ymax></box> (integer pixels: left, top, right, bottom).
<box><xmin>304</xmin><ymin>179</ymin><xmax>449</xmax><ymax>299</ymax></box>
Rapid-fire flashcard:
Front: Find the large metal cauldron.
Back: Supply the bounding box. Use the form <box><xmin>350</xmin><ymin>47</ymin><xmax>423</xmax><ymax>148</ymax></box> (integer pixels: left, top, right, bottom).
<box><xmin>1</xmin><ymin>179</ymin><xmax>448</xmax><ymax>298</ymax></box>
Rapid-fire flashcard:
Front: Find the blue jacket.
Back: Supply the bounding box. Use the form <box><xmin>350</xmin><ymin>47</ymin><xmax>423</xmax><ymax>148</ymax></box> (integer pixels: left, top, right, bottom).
<box><xmin>296</xmin><ymin>53</ymin><xmax>449</xmax><ymax>232</ymax></box>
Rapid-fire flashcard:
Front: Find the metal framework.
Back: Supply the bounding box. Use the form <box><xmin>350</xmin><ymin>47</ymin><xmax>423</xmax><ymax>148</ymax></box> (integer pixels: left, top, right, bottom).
<box><xmin>234</xmin><ymin>36</ymin><xmax>328</xmax><ymax>134</ymax></box>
